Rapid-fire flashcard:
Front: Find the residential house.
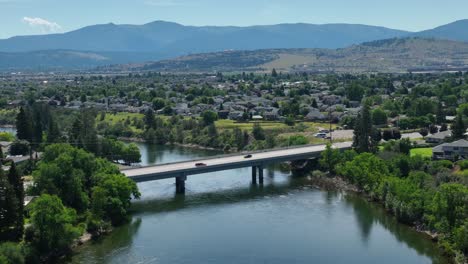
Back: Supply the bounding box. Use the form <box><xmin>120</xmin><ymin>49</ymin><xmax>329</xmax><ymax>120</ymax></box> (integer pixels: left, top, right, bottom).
<box><xmin>426</xmin><ymin>130</ymin><xmax>452</xmax><ymax>144</ymax></box>
<box><xmin>432</xmin><ymin>139</ymin><xmax>468</xmax><ymax>160</ymax></box>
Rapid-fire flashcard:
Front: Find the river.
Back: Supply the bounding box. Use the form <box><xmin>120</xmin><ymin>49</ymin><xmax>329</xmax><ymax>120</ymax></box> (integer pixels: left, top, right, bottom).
<box><xmin>70</xmin><ymin>143</ymin><xmax>448</xmax><ymax>264</ymax></box>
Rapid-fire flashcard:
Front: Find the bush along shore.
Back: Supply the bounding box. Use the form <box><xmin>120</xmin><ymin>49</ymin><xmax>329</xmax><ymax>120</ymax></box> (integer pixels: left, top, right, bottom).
<box><xmin>315</xmin><ymin>144</ymin><xmax>468</xmax><ymax>263</ymax></box>
<box><xmin>0</xmin><ymin>144</ymin><xmax>140</xmax><ymax>263</ymax></box>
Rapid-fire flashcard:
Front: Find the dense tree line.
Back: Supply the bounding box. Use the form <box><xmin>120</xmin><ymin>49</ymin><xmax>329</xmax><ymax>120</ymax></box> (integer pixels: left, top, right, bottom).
<box><xmin>319</xmin><ymin>144</ymin><xmax>468</xmax><ymax>262</ymax></box>
<box><xmin>0</xmin><ymin>144</ymin><xmax>140</xmax><ymax>262</ymax></box>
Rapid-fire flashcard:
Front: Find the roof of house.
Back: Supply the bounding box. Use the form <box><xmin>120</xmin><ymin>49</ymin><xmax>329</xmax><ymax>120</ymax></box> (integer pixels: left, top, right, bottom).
<box><xmin>433</xmin><ymin>139</ymin><xmax>468</xmax><ymax>153</ymax></box>
<box><xmin>427</xmin><ymin>130</ymin><xmax>452</xmax><ymax>140</ymax></box>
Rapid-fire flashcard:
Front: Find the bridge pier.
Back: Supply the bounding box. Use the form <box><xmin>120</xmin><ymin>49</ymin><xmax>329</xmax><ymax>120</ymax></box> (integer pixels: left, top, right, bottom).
<box><xmin>175</xmin><ymin>175</ymin><xmax>187</xmax><ymax>194</ymax></box>
<box><xmin>252</xmin><ymin>166</ymin><xmax>257</xmax><ymax>184</ymax></box>
<box><xmin>258</xmin><ymin>165</ymin><xmax>264</xmax><ymax>184</ymax></box>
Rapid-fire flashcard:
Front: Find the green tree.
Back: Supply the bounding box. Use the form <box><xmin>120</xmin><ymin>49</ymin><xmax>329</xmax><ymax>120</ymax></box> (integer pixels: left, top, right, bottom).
<box><xmin>90</xmin><ymin>174</ymin><xmax>140</xmax><ymax>225</ymax></box>
<box><xmin>25</xmin><ymin>194</ymin><xmax>82</xmax><ymax>255</ymax></box>
<box><xmin>436</xmin><ymin>101</ymin><xmax>445</xmax><ymax>124</ymax></box>
<box><xmin>371</xmin><ymin>108</ymin><xmax>388</xmax><ymax>125</ymax></box>
<box><xmin>144</xmin><ymin>109</ymin><xmax>156</xmax><ymax>129</ymax></box>
<box><xmin>452</xmin><ymin>114</ymin><xmax>466</xmax><ymax>140</ymax></box>
<box><xmin>201</xmin><ymin>111</ymin><xmax>218</xmax><ymax>126</ymax></box>
<box><xmin>428</xmin><ymin>183</ymin><xmax>468</xmax><ymax>232</ymax></box>
<box><xmin>353</xmin><ymin>101</ymin><xmax>376</xmax><ymax>153</ymax></box>
<box><xmin>338</xmin><ymin>153</ymin><xmax>389</xmax><ymax>192</ymax></box>
<box><xmin>15</xmin><ymin>107</ymin><xmax>32</xmax><ymax>142</ymax></box>
<box><xmin>252</xmin><ymin>123</ymin><xmax>265</xmax><ymax>141</ymax></box>
<box><xmin>7</xmin><ymin>164</ymin><xmax>23</xmax><ymax>240</ymax></box>
<box><xmin>122</xmin><ymin>143</ymin><xmax>141</xmax><ymax>165</ymax></box>
<box><xmin>0</xmin><ymin>242</ymin><xmax>24</xmax><ymax>264</ymax></box>
<box><xmin>46</xmin><ymin>115</ymin><xmax>61</xmax><ymax>144</ymax></box>
<box><xmin>319</xmin><ymin>143</ymin><xmax>341</xmax><ymax>174</ymax></box>
<box><xmin>152</xmin><ymin>98</ymin><xmax>166</xmax><ymax>110</ymax></box>
<box><xmin>0</xmin><ymin>172</ymin><xmax>19</xmax><ymax>241</ymax></box>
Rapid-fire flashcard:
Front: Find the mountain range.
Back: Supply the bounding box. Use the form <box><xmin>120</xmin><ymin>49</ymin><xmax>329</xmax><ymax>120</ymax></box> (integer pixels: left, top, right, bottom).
<box><xmin>1</xmin><ymin>19</ymin><xmax>468</xmax><ymax>71</ymax></box>
<box><xmin>106</xmin><ymin>38</ymin><xmax>468</xmax><ymax>73</ymax></box>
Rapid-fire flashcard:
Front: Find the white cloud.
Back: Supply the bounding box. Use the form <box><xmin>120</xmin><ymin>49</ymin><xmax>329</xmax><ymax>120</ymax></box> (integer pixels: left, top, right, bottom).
<box><xmin>22</xmin><ymin>17</ymin><xmax>61</xmax><ymax>33</ymax></box>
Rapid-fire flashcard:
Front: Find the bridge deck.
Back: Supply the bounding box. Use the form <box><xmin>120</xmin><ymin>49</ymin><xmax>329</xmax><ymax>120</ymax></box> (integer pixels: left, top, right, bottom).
<box><xmin>122</xmin><ymin>142</ymin><xmax>352</xmax><ymax>182</ymax></box>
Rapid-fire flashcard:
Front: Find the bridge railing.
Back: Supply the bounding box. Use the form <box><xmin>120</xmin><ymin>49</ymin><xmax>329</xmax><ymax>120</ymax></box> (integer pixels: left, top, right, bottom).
<box><xmin>122</xmin><ymin>142</ymin><xmax>351</xmax><ymax>171</ymax></box>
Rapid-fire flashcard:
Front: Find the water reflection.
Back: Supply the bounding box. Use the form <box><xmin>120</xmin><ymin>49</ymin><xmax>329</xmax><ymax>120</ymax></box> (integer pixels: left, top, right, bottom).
<box><xmin>345</xmin><ymin>195</ymin><xmax>447</xmax><ymax>264</ymax></box>
<box><xmin>70</xmin><ymin>144</ymin><xmax>449</xmax><ymax>264</ymax></box>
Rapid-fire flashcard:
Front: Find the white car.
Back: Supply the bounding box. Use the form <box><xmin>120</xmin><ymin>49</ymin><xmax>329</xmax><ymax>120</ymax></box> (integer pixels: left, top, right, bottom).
<box><xmin>314</xmin><ymin>133</ymin><xmax>327</xmax><ymax>138</ymax></box>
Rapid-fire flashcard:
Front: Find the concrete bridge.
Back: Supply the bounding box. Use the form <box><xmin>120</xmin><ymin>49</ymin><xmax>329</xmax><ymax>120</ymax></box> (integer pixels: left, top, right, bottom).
<box><xmin>122</xmin><ymin>142</ymin><xmax>352</xmax><ymax>193</ymax></box>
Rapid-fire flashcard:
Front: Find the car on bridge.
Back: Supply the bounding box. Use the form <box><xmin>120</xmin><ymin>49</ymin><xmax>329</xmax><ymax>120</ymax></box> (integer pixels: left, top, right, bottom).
<box><xmin>244</xmin><ymin>154</ymin><xmax>252</xmax><ymax>158</ymax></box>
<box><xmin>195</xmin><ymin>162</ymin><xmax>207</xmax><ymax>167</ymax></box>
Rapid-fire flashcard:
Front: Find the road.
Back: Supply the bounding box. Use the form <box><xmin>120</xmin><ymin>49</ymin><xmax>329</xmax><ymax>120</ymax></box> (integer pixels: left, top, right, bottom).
<box><xmin>122</xmin><ymin>142</ymin><xmax>352</xmax><ymax>182</ymax></box>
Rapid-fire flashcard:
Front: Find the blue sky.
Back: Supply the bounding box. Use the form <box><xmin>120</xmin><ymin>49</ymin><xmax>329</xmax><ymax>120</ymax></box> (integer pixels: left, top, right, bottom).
<box><xmin>1</xmin><ymin>0</ymin><xmax>467</xmax><ymax>39</ymax></box>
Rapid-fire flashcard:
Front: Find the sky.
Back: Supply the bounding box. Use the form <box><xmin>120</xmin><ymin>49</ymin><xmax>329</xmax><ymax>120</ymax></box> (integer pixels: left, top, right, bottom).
<box><xmin>1</xmin><ymin>0</ymin><xmax>467</xmax><ymax>39</ymax></box>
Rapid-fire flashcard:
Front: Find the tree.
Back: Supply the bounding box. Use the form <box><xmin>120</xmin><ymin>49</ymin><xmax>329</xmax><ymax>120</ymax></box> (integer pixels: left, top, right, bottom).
<box><xmin>312</xmin><ymin>98</ymin><xmax>318</xmax><ymax>108</ymax></box>
<box><xmin>319</xmin><ymin>143</ymin><xmax>341</xmax><ymax>174</ymax></box>
<box><xmin>429</xmin><ymin>124</ymin><xmax>439</xmax><ymax>134</ymax></box>
<box><xmin>419</xmin><ymin>128</ymin><xmax>429</xmax><ymax>137</ymax></box>
<box><xmin>32</xmin><ymin>111</ymin><xmax>43</xmax><ymax>146</ymax></box>
<box><xmin>0</xmin><ymin>172</ymin><xmax>19</xmax><ymax>241</ymax></box>
<box><xmin>201</xmin><ymin>111</ymin><xmax>218</xmax><ymax>126</ymax></box>
<box><xmin>90</xmin><ymin>173</ymin><xmax>140</xmax><ymax>225</ymax></box>
<box><xmin>371</xmin><ymin>108</ymin><xmax>388</xmax><ymax>126</ymax></box>
<box><xmin>8</xmin><ymin>141</ymin><xmax>29</xmax><ymax>156</ymax></box>
<box><xmin>144</xmin><ymin>109</ymin><xmax>156</xmax><ymax>129</ymax></box>
<box><xmin>252</xmin><ymin>123</ymin><xmax>265</xmax><ymax>141</ymax></box>
<box><xmin>46</xmin><ymin>115</ymin><xmax>61</xmax><ymax>143</ymax></box>
<box><xmin>0</xmin><ymin>242</ymin><xmax>24</xmax><ymax>264</ymax></box>
<box><xmin>440</xmin><ymin>123</ymin><xmax>448</xmax><ymax>132</ymax></box>
<box><xmin>428</xmin><ymin>183</ymin><xmax>468</xmax><ymax>232</ymax></box>
<box><xmin>31</xmin><ymin>144</ymin><xmax>140</xmax><ymax>225</ymax></box>
<box><xmin>436</xmin><ymin>101</ymin><xmax>445</xmax><ymax>124</ymax></box>
<box><xmin>7</xmin><ymin>164</ymin><xmax>23</xmax><ymax>240</ymax></box>
<box><xmin>122</xmin><ymin>143</ymin><xmax>141</xmax><ymax>165</ymax></box>
<box><xmin>15</xmin><ymin>107</ymin><xmax>32</xmax><ymax>142</ymax></box>
<box><xmin>152</xmin><ymin>98</ymin><xmax>166</xmax><ymax>110</ymax></box>
<box><xmin>346</xmin><ymin>83</ymin><xmax>365</xmax><ymax>101</ymax></box>
<box><xmin>452</xmin><ymin>114</ymin><xmax>466</xmax><ymax>140</ymax></box>
<box><xmin>25</xmin><ymin>194</ymin><xmax>82</xmax><ymax>255</ymax></box>
<box><xmin>271</xmin><ymin>68</ymin><xmax>278</xmax><ymax>78</ymax></box>
<box><xmin>353</xmin><ymin>101</ymin><xmax>376</xmax><ymax>153</ymax></box>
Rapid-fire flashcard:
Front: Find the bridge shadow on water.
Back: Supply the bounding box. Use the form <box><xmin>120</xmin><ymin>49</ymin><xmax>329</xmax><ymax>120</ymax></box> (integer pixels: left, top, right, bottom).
<box><xmin>130</xmin><ymin>170</ymin><xmax>309</xmax><ymax>215</ymax></box>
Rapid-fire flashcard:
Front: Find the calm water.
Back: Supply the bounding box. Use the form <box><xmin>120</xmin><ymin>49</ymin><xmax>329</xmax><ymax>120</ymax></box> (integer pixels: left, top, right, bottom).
<box><xmin>0</xmin><ymin>126</ymin><xmax>15</xmax><ymax>135</ymax></box>
<box><xmin>70</xmin><ymin>143</ymin><xmax>448</xmax><ymax>264</ymax></box>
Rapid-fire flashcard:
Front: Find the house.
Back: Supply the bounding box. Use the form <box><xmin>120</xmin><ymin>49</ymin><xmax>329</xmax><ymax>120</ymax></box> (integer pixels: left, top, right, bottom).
<box><xmin>305</xmin><ymin>109</ymin><xmax>326</xmax><ymax>121</ymax></box>
<box><xmin>426</xmin><ymin>130</ymin><xmax>452</xmax><ymax>144</ymax></box>
<box><xmin>432</xmin><ymin>139</ymin><xmax>468</xmax><ymax>160</ymax></box>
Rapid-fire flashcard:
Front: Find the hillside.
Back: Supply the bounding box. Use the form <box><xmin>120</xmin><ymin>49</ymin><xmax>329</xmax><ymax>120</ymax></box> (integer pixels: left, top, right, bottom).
<box><xmin>414</xmin><ymin>19</ymin><xmax>468</xmax><ymax>42</ymax></box>
<box><xmin>122</xmin><ymin>38</ymin><xmax>468</xmax><ymax>73</ymax></box>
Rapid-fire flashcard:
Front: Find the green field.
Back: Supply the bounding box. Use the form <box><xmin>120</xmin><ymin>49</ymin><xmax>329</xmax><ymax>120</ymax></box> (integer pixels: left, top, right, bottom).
<box><xmin>410</xmin><ymin>148</ymin><xmax>432</xmax><ymax>158</ymax></box>
<box><xmin>215</xmin><ymin>119</ymin><xmax>336</xmax><ymax>132</ymax></box>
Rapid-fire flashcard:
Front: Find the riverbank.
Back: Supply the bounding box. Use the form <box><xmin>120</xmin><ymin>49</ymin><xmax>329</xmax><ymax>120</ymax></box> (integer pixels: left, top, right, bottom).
<box><xmin>307</xmin><ymin>172</ymin><xmax>454</xmax><ymax>260</ymax></box>
<box><xmin>118</xmin><ymin>136</ymin><xmax>230</xmax><ymax>152</ymax></box>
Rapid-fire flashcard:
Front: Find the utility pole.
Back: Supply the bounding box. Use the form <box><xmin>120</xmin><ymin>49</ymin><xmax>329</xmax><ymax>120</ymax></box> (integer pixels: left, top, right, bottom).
<box><xmin>329</xmin><ymin>102</ymin><xmax>333</xmax><ymax>144</ymax></box>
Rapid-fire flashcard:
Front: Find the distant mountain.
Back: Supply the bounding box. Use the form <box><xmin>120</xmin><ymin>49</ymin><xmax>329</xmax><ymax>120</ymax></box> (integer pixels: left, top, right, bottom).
<box><xmin>2</xmin><ymin>19</ymin><xmax>468</xmax><ymax>71</ymax></box>
<box><xmin>0</xmin><ymin>21</ymin><xmax>409</xmax><ymax>54</ymax></box>
<box><xmin>414</xmin><ymin>20</ymin><xmax>468</xmax><ymax>42</ymax></box>
<box><xmin>0</xmin><ymin>50</ymin><xmax>162</xmax><ymax>71</ymax></box>
<box><xmin>118</xmin><ymin>38</ymin><xmax>468</xmax><ymax>73</ymax></box>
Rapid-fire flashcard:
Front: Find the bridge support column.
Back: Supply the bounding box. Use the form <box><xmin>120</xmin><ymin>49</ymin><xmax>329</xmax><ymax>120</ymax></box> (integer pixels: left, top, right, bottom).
<box><xmin>176</xmin><ymin>175</ymin><xmax>187</xmax><ymax>194</ymax></box>
<box><xmin>252</xmin><ymin>166</ymin><xmax>257</xmax><ymax>184</ymax></box>
<box><xmin>258</xmin><ymin>165</ymin><xmax>264</xmax><ymax>184</ymax></box>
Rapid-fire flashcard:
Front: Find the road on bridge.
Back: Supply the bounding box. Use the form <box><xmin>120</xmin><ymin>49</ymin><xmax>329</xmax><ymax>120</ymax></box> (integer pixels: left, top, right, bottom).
<box><xmin>122</xmin><ymin>142</ymin><xmax>352</xmax><ymax>183</ymax></box>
